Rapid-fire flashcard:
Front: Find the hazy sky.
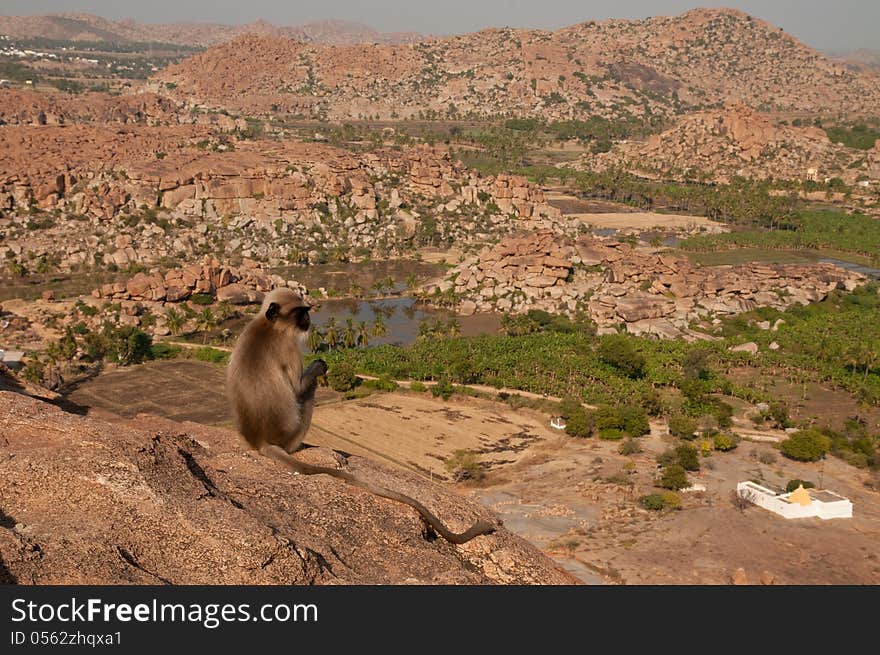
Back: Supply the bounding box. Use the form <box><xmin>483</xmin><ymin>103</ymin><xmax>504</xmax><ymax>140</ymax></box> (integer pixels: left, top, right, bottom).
<box><xmin>3</xmin><ymin>1</ymin><xmax>878</xmax><ymax>52</ymax></box>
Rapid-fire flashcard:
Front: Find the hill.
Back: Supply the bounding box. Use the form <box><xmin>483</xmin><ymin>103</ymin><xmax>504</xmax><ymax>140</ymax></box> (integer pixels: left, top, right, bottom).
<box><xmin>0</xmin><ymin>12</ymin><xmax>423</xmax><ymax>47</ymax></box>
<box><xmin>151</xmin><ymin>8</ymin><xmax>880</xmax><ymax>120</ymax></box>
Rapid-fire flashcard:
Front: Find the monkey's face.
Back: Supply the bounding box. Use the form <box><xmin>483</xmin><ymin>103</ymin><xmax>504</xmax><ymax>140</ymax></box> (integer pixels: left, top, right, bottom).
<box><xmin>265</xmin><ymin>292</ymin><xmax>312</xmax><ymax>334</ymax></box>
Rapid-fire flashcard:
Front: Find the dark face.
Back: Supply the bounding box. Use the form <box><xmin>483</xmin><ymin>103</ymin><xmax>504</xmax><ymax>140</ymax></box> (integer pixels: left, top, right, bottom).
<box><xmin>266</xmin><ymin>301</ymin><xmax>311</xmax><ymax>332</ymax></box>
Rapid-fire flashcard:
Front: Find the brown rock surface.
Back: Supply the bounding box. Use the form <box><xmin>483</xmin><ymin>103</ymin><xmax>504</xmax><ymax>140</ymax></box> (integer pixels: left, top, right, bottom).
<box><xmin>0</xmin><ymin>390</ymin><xmax>575</xmax><ymax>584</ymax></box>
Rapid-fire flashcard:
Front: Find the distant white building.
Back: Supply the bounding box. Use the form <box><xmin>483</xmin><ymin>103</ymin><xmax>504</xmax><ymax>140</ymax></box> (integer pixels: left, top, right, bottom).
<box><xmin>736</xmin><ymin>481</ymin><xmax>852</xmax><ymax>520</ymax></box>
<box><xmin>550</xmin><ymin>417</ymin><xmax>567</xmax><ymax>430</ymax></box>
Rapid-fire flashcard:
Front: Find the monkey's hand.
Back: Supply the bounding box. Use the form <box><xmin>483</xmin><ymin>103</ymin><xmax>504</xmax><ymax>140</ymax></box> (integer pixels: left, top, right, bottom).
<box><xmin>308</xmin><ymin>359</ymin><xmax>328</xmax><ymax>377</ymax></box>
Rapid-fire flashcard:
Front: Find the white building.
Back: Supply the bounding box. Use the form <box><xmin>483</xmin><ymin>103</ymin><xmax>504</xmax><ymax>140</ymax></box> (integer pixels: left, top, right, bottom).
<box><xmin>550</xmin><ymin>417</ymin><xmax>567</xmax><ymax>430</ymax></box>
<box><xmin>736</xmin><ymin>481</ymin><xmax>852</xmax><ymax>520</ymax></box>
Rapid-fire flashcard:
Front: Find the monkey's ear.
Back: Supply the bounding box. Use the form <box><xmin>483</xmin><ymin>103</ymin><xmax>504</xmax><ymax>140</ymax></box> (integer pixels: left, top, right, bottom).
<box><xmin>265</xmin><ymin>302</ymin><xmax>280</xmax><ymax>321</ymax></box>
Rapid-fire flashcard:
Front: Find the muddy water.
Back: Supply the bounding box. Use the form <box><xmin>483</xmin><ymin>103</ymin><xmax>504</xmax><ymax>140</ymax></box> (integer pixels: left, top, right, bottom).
<box><xmin>270</xmin><ymin>259</ymin><xmax>445</xmax><ymax>294</ymax></box>
<box><xmin>309</xmin><ymin>297</ymin><xmax>501</xmax><ymax>347</ymax></box>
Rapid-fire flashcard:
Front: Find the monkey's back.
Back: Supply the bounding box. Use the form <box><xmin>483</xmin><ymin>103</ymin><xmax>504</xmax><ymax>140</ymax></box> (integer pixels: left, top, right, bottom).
<box><xmin>227</xmin><ymin>319</ymin><xmax>302</xmax><ymax>450</ymax></box>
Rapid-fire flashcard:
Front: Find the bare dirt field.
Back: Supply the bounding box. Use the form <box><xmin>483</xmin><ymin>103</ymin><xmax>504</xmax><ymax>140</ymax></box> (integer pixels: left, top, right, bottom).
<box><xmin>309</xmin><ymin>391</ymin><xmax>556</xmax><ymax>479</ymax></box>
<box><xmin>65</xmin><ymin>360</ymin><xmax>339</xmax><ymax>425</ymax></box>
<box><xmin>574</xmin><ymin>211</ymin><xmax>724</xmax><ymax>231</ymax></box>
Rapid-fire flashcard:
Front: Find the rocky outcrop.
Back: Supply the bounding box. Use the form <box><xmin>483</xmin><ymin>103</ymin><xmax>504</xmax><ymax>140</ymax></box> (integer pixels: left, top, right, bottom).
<box><xmin>0</xmin><ymin>89</ymin><xmax>183</xmax><ymax>127</ymax></box>
<box><xmin>579</xmin><ymin>104</ymin><xmax>877</xmax><ymax>184</ymax></box>
<box><xmin>0</xmin><ymin>389</ymin><xmax>575</xmax><ymax>584</ymax></box>
<box><xmin>0</xmin><ymin>125</ymin><xmax>556</xmax><ymax>224</ymax></box>
<box><xmin>440</xmin><ymin>232</ymin><xmax>866</xmax><ymax>338</ymax></box>
<box><xmin>92</xmin><ymin>256</ymin><xmax>306</xmax><ymax>305</ymax></box>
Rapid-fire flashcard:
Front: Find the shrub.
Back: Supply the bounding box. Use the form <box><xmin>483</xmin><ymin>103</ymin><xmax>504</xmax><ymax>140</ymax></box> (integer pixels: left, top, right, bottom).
<box><xmin>758</xmin><ymin>451</ymin><xmax>777</xmax><ymax>465</ymax></box>
<box><xmin>713</xmin><ymin>434</ymin><xmax>738</xmax><ymax>452</ymax></box>
<box><xmin>657</xmin><ymin>464</ymin><xmax>688</xmax><ymax>490</ymax></box>
<box><xmin>558</xmin><ymin>395</ymin><xmax>584</xmax><ymax>419</ymax></box>
<box><xmin>192</xmin><ymin>346</ymin><xmax>229</xmax><ymax>365</ymax></box>
<box><xmin>780</xmin><ymin>429</ymin><xmax>832</xmax><ymax>462</ymax></box>
<box><xmin>410</xmin><ymin>381</ymin><xmax>427</xmax><ymax>392</ymax></box>
<box><xmin>565</xmin><ymin>409</ymin><xmax>595</xmax><ymax>437</ymax></box>
<box><xmin>640</xmin><ymin>493</ymin><xmax>665</xmax><ymax>511</ymax></box>
<box><xmin>660</xmin><ymin>491</ymin><xmax>682</xmax><ymax>510</ymax></box>
<box><xmin>598</xmin><ymin>427</ymin><xmax>625</xmax><ymax>440</ymax></box>
<box><xmin>618</xmin><ymin>438</ymin><xmax>642</xmax><ymax>455</ymax></box>
<box><xmin>594</xmin><ymin>404</ymin><xmax>621</xmax><ymax>430</ymax></box>
<box><xmin>190</xmin><ymin>293</ymin><xmax>214</xmax><ymax>305</ymax></box>
<box><xmin>668</xmin><ymin>414</ymin><xmax>697</xmax><ymax>440</ymax></box>
<box><xmin>785</xmin><ymin>479</ymin><xmax>816</xmax><ymax>493</ymax></box>
<box><xmin>363</xmin><ymin>376</ymin><xmax>398</xmax><ymax>392</ymax></box>
<box><xmin>327</xmin><ymin>362</ymin><xmax>358</xmax><ymax>392</ymax></box>
<box><xmin>767</xmin><ymin>400</ymin><xmax>792</xmax><ymax>429</ymax></box>
<box><xmin>640</xmin><ymin>491</ymin><xmax>681</xmax><ymax>511</ymax></box>
<box><xmin>675</xmin><ymin>444</ymin><xmax>700</xmax><ymax>471</ymax></box>
<box><xmin>444</xmin><ymin>449</ymin><xmax>482</xmax><ymax>482</ymax></box>
<box><xmin>431</xmin><ymin>377</ymin><xmax>454</xmax><ymax>400</ymax></box>
<box><xmin>619</xmin><ymin>405</ymin><xmax>649</xmax><ymax>437</ymax></box>
<box><xmin>103</xmin><ymin>325</ymin><xmax>153</xmax><ymax>366</ymax></box>
<box><xmin>598</xmin><ymin>335</ymin><xmax>646</xmax><ymax>378</ymax></box>
<box><xmin>150</xmin><ymin>343</ymin><xmax>181</xmax><ymax>360</ymax></box>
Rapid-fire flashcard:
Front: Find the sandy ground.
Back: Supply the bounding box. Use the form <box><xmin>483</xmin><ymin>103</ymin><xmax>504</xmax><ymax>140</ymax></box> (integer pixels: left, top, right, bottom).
<box><xmin>310</xmin><ymin>391</ymin><xmax>556</xmax><ymax>480</ymax></box>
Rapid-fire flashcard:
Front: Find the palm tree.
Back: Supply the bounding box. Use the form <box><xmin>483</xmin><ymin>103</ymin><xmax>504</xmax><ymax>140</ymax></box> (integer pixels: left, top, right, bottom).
<box><xmin>446</xmin><ymin>318</ymin><xmax>461</xmax><ymax>337</ymax></box>
<box><xmin>372</xmin><ymin>315</ymin><xmax>388</xmax><ymax>338</ymax></box>
<box><xmin>356</xmin><ymin>321</ymin><xmax>371</xmax><ymax>347</ymax></box>
<box><xmin>165</xmin><ymin>307</ymin><xmax>186</xmax><ymax>336</ymax></box>
<box><xmin>196</xmin><ymin>308</ymin><xmax>216</xmax><ymax>343</ymax></box>
<box><xmin>405</xmin><ymin>274</ymin><xmax>419</xmax><ymax>291</ymax></box>
<box><xmin>323</xmin><ymin>317</ymin><xmax>339</xmax><ymax>350</ymax></box>
<box><xmin>307</xmin><ymin>327</ymin><xmax>325</xmax><ymax>353</ymax></box>
<box><xmin>342</xmin><ymin>318</ymin><xmax>357</xmax><ymax>349</ymax></box>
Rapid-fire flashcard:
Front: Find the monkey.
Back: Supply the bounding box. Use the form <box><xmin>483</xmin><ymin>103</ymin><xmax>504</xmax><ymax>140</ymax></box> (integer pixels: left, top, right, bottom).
<box><xmin>226</xmin><ymin>287</ymin><xmax>495</xmax><ymax>545</ymax></box>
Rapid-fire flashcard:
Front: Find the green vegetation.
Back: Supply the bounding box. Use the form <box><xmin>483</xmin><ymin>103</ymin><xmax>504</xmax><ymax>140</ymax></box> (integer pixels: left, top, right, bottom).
<box><xmin>785</xmin><ymin>479</ymin><xmax>816</xmax><ymax>493</ymax></box>
<box><xmin>598</xmin><ymin>334</ymin><xmax>646</xmax><ymax>378</ymax></box>
<box><xmin>780</xmin><ymin>429</ymin><xmax>832</xmax><ymax>462</ymax></box>
<box><xmin>657</xmin><ymin>464</ymin><xmax>689</xmax><ymax>490</ymax></box>
<box><xmin>321</xmin><ymin>284</ymin><xmax>880</xmax><ymax>410</ymax></box>
<box><xmin>327</xmin><ymin>362</ymin><xmax>358</xmax><ymax>392</ymax></box>
<box><xmin>713</xmin><ymin>434</ymin><xmax>738</xmax><ymax>451</ymax></box>
<box><xmin>640</xmin><ymin>491</ymin><xmax>682</xmax><ymax>511</ymax></box>
<box><xmin>824</xmin><ymin>123</ymin><xmax>880</xmax><ymax>150</ymax></box>
<box><xmin>680</xmin><ymin>210</ymin><xmax>880</xmax><ymax>262</ymax></box>
<box><xmin>564</xmin><ymin>409</ymin><xmax>595</xmax><ymax>437</ymax></box>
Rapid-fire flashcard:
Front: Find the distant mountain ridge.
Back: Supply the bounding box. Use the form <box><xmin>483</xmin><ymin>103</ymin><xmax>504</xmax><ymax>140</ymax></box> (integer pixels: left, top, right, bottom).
<box><xmin>149</xmin><ymin>7</ymin><xmax>880</xmax><ymax>121</ymax></box>
<box><xmin>0</xmin><ymin>12</ymin><xmax>424</xmax><ymax>46</ymax></box>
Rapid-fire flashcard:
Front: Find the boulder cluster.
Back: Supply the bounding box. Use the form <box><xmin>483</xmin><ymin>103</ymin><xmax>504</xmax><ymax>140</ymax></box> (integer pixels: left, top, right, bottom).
<box><xmin>93</xmin><ymin>256</ymin><xmax>308</xmax><ymax>306</ymax></box>
<box><xmin>442</xmin><ymin>232</ymin><xmax>866</xmax><ymax>338</ymax></box>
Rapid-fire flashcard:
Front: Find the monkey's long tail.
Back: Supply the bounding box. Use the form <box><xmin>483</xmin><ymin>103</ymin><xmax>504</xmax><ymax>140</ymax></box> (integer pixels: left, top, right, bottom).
<box><xmin>262</xmin><ymin>445</ymin><xmax>496</xmax><ymax>545</ymax></box>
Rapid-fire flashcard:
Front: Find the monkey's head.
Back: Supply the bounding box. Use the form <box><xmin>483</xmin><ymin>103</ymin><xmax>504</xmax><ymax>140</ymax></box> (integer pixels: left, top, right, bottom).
<box><xmin>260</xmin><ymin>288</ymin><xmax>313</xmax><ymax>334</ymax></box>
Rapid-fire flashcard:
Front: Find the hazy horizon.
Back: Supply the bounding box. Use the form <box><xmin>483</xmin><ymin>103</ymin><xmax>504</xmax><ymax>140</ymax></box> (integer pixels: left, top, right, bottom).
<box><xmin>1</xmin><ymin>1</ymin><xmax>878</xmax><ymax>53</ymax></box>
